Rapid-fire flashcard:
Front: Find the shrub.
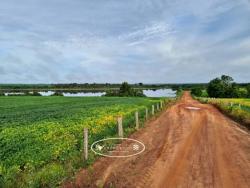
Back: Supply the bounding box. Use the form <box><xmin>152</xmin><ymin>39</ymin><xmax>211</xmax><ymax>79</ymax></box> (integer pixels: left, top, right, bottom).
<box><xmin>51</xmin><ymin>92</ymin><xmax>63</xmax><ymax>96</ymax></box>
<box><xmin>191</xmin><ymin>88</ymin><xmax>202</xmax><ymax>97</ymax></box>
<box><xmin>105</xmin><ymin>82</ymin><xmax>145</xmax><ymax>97</ymax></box>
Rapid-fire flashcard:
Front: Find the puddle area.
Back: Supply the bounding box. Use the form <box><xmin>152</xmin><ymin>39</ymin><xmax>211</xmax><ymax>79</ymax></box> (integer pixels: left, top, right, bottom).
<box><xmin>185</xmin><ymin>106</ymin><xmax>201</xmax><ymax>110</ymax></box>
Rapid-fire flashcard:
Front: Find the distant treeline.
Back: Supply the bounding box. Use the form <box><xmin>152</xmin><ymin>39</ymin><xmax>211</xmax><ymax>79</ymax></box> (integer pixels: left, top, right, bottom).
<box><xmin>0</xmin><ymin>83</ymin><xmax>210</xmax><ymax>92</ymax></box>
<box><xmin>1</xmin><ymin>82</ymin><xmax>249</xmax><ymax>98</ymax></box>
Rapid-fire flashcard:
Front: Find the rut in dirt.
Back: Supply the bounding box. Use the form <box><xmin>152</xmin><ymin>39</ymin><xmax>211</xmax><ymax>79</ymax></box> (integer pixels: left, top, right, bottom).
<box><xmin>64</xmin><ymin>92</ymin><xmax>250</xmax><ymax>188</ymax></box>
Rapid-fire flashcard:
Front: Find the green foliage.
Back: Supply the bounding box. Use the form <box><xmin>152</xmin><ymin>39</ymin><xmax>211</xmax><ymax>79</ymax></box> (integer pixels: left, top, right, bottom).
<box><xmin>246</xmin><ymin>84</ymin><xmax>250</xmax><ymax>98</ymax></box>
<box><xmin>191</xmin><ymin>88</ymin><xmax>202</xmax><ymax>97</ymax></box>
<box><xmin>0</xmin><ymin>96</ymin><xmax>168</xmax><ymax>187</ymax></box>
<box><xmin>198</xmin><ymin>98</ymin><xmax>250</xmax><ymax>129</ymax></box>
<box><xmin>51</xmin><ymin>91</ymin><xmax>63</xmax><ymax>96</ymax></box>
<box><xmin>105</xmin><ymin>82</ymin><xmax>146</xmax><ymax>97</ymax></box>
<box><xmin>175</xmin><ymin>88</ymin><xmax>183</xmax><ymax>98</ymax></box>
<box><xmin>207</xmin><ymin>75</ymin><xmax>247</xmax><ymax>98</ymax></box>
<box><xmin>31</xmin><ymin>92</ymin><xmax>42</xmax><ymax>96</ymax></box>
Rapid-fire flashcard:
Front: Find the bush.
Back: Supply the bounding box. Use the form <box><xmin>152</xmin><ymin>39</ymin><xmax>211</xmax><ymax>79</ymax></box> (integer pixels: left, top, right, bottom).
<box><xmin>31</xmin><ymin>92</ymin><xmax>42</xmax><ymax>96</ymax></box>
<box><xmin>207</xmin><ymin>75</ymin><xmax>248</xmax><ymax>98</ymax></box>
<box><xmin>105</xmin><ymin>82</ymin><xmax>145</xmax><ymax>97</ymax></box>
<box><xmin>51</xmin><ymin>92</ymin><xmax>63</xmax><ymax>96</ymax></box>
<box><xmin>191</xmin><ymin>88</ymin><xmax>202</xmax><ymax>97</ymax></box>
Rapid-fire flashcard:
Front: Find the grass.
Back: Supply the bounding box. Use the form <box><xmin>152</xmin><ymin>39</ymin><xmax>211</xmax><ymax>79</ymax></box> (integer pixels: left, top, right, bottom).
<box><xmin>198</xmin><ymin>97</ymin><xmax>250</xmax><ymax>130</ymax></box>
<box><xmin>0</xmin><ymin>96</ymin><xmax>174</xmax><ymax>187</ymax></box>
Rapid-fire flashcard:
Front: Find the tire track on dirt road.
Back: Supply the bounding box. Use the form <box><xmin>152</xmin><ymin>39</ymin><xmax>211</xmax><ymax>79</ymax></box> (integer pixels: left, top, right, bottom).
<box><xmin>63</xmin><ymin>91</ymin><xmax>250</xmax><ymax>188</ymax></box>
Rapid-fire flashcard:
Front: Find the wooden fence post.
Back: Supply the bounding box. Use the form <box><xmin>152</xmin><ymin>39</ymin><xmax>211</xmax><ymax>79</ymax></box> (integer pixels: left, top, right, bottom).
<box><xmin>117</xmin><ymin>116</ymin><xmax>123</xmax><ymax>138</ymax></box>
<box><xmin>83</xmin><ymin>128</ymin><xmax>88</xmax><ymax>161</ymax></box>
<box><xmin>239</xmin><ymin>103</ymin><xmax>241</xmax><ymax>109</ymax></box>
<box><xmin>160</xmin><ymin>101</ymin><xmax>163</xmax><ymax>109</ymax></box>
<box><xmin>135</xmin><ymin>111</ymin><xmax>139</xmax><ymax>130</ymax></box>
<box><xmin>157</xmin><ymin>103</ymin><xmax>159</xmax><ymax>111</ymax></box>
<box><xmin>145</xmin><ymin>108</ymin><xmax>148</xmax><ymax>120</ymax></box>
<box><xmin>230</xmin><ymin>102</ymin><xmax>233</xmax><ymax>107</ymax></box>
<box><xmin>152</xmin><ymin>105</ymin><xmax>154</xmax><ymax>115</ymax></box>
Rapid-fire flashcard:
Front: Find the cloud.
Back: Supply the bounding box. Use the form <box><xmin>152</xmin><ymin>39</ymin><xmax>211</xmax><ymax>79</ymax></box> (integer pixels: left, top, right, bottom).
<box><xmin>0</xmin><ymin>0</ymin><xmax>250</xmax><ymax>83</ymax></box>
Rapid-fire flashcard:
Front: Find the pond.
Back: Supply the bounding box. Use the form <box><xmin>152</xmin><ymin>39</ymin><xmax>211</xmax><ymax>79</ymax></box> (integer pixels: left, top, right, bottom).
<box><xmin>3</xmin><ymin>89</ymin><xmax>176</xmax><ymax>97</ymax></box>
<box><xmin>63</xmin><ymin>92</ymin><xmax>106</xmax><ymax>97</ymax></box>
<box><xmin>39</xmin><ymin>91</ymin><xmax>106</xmax><ymax>97</ymax></box>
<box><xmin>143</xmin><ymin>89</ymin><xmax>176</xmax><ymax>97</ymax></box>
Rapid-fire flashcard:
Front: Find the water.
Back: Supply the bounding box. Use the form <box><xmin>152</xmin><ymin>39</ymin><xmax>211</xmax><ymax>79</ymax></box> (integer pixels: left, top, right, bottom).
<box><xmin>4</xmin><ymin>92</ymin><xmax>25</xmax><ymax>96</ymax></box>
<box><xmin>3</xmin><ymin>89</ymin><xmax>175</xmax><ymax>97</ymax></box>
<box><xmin>143</xmin><ymin>89</ymin><xmax>176</xmax><ymax>97</ymax></box>
<box><xmin>39</xmin><ymin>91</ymin><xmax>55</xmax><ymax>96</ymax></box>
<box><xmin>63</xmin><ymin>92</ymin><xmax>105</xmax><ymax>97</ymax></box>
<box><xmin>39</xmin><ymin>91</ymin><xmax>105</xmax><ymax>97</ymax></box>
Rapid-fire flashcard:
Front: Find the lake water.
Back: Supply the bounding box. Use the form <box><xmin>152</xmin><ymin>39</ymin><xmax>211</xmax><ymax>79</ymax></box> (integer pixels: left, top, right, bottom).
<box><xmin>4</xmin><ymin>92</ymin><xmax>25</xmax><ymax>96</ymax></box>
<box><xmin>3</xmin><ymin>89</ymin><xmax>176</xmax><ymax>97</ymax></box>
<box><xmin>63</xmin><ymin>92</ymin><xmax>106</xmax><ymax>97</ymax></box>
<box><xmin>39</xmin><ymin>91</ymin><xmax>55</xmax><ymax>96</ymax></box>
<box><xmin>143</xmin><ymin>89</ymin><xmax>176</xmax><ymax>97</ymax></box>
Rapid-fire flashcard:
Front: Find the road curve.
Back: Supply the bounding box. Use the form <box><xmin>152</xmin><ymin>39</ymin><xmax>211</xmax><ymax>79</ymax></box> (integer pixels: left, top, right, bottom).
<box><xmin>64</xmin><ymin>91</ymin><xmax>250</xmax><ymax>188</ymax></box>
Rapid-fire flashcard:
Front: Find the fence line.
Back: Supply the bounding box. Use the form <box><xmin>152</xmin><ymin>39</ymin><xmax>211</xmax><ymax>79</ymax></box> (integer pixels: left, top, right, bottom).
<box><xmin>83</xmin><ymin>128</ymin><xmax>88</xmax><ymax>161</ymax></box>
<box><xmin>83</xmin><ymin>100</ymin><xmax>167</xmax><ymax>161</ymax></box>
<box><xmin>135</xmin><ymin>111</ymin><xmax>139</xmax><ymax>130</ymax></box>
<box><xmin>117</xmin><ymin>116</ymin><xmax>123</xmax><ymax>138</ymax></box>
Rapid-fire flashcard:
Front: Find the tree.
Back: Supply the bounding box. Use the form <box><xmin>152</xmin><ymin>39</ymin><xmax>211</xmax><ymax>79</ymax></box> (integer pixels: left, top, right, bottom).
<box><xmin>247</xmin><ymin>84</ymin><xmax>250</xmax><ymax>98</ymax></box>
<box><xmin>51</xmin><ymin>91</ymin><xmax>63</xmax><ymax>96</ymax></box>
<box><xmin>105</xmin><ymin>82</ymin><xmax>145</xmax><ymax>97</ymax></box>
<box><xmin>207</xmin><ymin>75</ymin><xmax>235</xmax><ymax>98</ymax></box>
<box><xmin>191</xmin><ymin>88</ymin><xmax>202</xmax><ymax>97</ymax></box>
<box><xmin>207</xmin><ymin>78</ymin><xmax>224</xmax><ymax>97</ymax></box>
<box><xmin>119</xmin><ymin>82</ymin><xmax>131</xmax><ymax>96</ymax></box>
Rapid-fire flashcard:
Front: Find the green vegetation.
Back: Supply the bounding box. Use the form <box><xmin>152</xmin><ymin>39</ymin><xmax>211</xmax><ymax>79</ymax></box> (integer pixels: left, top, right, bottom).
<box><xmin>198</xmin><ymin>98</ymin><xmax>250</xmax><ymax>129</ymax></box>
<box><xmin>191</xmin><ymin>88</ymin><xmax>202</xmax><ymax>96</ymax></box>
<box><xmin>105</xmin><ymin>82</ymin><xmax>145</xmax><ymax>97</ymax></box>
<box><xmin>51</xmin><ymin>91</ymin><xmax>63</xmax><ymax>96</ymax></box>
<box><xmin>0</xmin><ymin>96</ymin><xmax>173</xmax><ymax>187</ymax></box>
<box><xmin>207</xmin><ymin>75</ymin><xmax>249</xmax><ymax>98</ymax></box>
<box><xmin>0</xmin><ymin>83</ymin><xmax>171</xmax><ymax>92</ymax></box>
<box><xmin>188</xmin><ymin>75</ymin><xmax>249</xmax><ymax>98</ymax></box>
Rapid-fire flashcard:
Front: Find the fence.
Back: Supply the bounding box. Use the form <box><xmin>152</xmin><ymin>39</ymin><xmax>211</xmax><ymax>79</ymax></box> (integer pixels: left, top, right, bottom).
<box><xmin>83</xmin><ymin>99</ymin><xmax>169</xmax><ymax>160</ymax></box>
<box><xmin>198</xmin><ymin>97</ymin><xmax>249</xmax><ymax>111</ymax></box>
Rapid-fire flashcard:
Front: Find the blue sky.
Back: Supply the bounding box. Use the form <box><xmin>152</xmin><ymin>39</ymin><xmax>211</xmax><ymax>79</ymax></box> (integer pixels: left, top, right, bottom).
<box><xmin>0</xmin><ymin>0</ymin><xmax>250</xmax><ymax>83</ymax></box>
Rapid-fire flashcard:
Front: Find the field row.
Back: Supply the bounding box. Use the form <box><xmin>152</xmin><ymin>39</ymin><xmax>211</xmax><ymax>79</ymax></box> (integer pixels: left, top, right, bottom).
<box><xmin>0</xmin><ymin>96</ymin><xmax>174</xmax><ymax>187</ymax></box>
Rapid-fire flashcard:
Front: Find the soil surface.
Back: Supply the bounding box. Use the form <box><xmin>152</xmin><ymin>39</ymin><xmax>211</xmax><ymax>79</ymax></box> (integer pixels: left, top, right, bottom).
<box><xmin>64</xmin><ymin>92</ymin><xmax>250</xmax><ymax>188</ymax></box>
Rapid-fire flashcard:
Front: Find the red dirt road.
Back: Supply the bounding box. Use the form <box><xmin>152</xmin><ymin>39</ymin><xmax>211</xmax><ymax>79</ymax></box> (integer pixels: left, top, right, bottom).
<box><xmin>65</xmin><ymin>92</ymin><xmax>250</xmax><ymax>188</ymax></box>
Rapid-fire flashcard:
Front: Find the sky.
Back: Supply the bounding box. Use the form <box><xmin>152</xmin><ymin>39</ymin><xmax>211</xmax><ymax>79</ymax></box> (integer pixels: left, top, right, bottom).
<box><xmin>0</xmin><ymin>0</ymin><xmax>250</xmax><ymax>83</ymax></box>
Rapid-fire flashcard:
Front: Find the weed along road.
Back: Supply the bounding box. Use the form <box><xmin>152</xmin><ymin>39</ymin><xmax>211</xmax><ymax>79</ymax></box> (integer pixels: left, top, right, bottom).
<box><xmin>65</xmin><ymin>92</ymin><xmax>250</xmax><ymax>188</ymax></box>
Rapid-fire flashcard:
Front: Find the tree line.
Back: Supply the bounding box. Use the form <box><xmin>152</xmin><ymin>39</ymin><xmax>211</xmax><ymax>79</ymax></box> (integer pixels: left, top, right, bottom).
<box><xmin>191</xmin><ymin>75</ymin><xmax>250</xmax><ymax>98</ymax></box>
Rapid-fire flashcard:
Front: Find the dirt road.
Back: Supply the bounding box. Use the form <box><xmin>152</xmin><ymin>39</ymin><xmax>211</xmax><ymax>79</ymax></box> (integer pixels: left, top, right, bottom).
<box><xmin>65</xmin><ymin>92</ymin><xmax>250</xmax><ymax>188</ymax></box>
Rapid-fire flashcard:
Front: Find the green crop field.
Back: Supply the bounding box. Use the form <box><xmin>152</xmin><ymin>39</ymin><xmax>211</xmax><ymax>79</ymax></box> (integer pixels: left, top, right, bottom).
<box><xmin>0</xmin><ymin>96</ymin><xmax>172</xmax><ymax>187</ymax></box>
<box><xmin>198</xmin><ymin>97</ymin><xmax>250</xmax><ymax>130</ymax></box>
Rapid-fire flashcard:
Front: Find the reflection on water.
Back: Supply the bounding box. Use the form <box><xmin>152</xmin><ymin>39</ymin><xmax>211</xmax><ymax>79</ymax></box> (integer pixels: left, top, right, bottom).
<box><xmin>4</xmin><ymin>92</ymin><xmax>25</xmax><ymax>96</ymax></box>
<box><xmin>63</xmin><ymin>92</ymin><xmax>105</xmax><ymax>97</ymax></box>
<box><xmin>143</xmin><ymin>89</ymin><xmax>176</xmax><ymax>97</ymax></box>
<box><xmin>39</xmin><ymin>91</ymin><xmax>105</xmax><ymax>96</ymax></box>
<box><xmin>3</xmin><ymin>89</ymin><xmax>176</xmax><ymax>97</ymax></box>
<box><xmin>39</xmin><ymin>91</ymin><xmax>55</xmax><ymax>96</ymax></box>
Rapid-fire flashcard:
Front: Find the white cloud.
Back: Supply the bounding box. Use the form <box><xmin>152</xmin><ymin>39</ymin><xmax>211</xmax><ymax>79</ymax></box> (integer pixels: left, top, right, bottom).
<box><xmin>0</xmin><ymin>0</ymin><xmax>250</xmax><ymax>83</ymax></box>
